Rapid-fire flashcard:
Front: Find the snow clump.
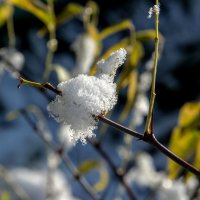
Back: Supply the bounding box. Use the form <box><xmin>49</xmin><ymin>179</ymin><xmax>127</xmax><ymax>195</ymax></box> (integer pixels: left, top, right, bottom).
<box><xmin>47</xmin><ymin>48</ymin><xmax>127</xmax><ymax>144</ymax></box>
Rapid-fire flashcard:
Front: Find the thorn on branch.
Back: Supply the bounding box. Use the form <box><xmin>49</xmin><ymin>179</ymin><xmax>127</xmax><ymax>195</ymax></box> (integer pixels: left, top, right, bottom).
<box><xmin>17</xmin><ymin>77</ymin><xmax>23</xmax><ymax>88</ymax></box>
<box><xmin>144</xmin><ymin>112</ymin><xmax>154</xmax><ymax>136</ymax></box>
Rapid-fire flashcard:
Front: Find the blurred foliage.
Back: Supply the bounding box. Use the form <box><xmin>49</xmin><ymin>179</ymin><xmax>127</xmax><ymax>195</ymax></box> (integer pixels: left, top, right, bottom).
<box><xmin>78</xmin><ymin>159</ymin><xmax>109</xmax><ymax>192</ymax></box>
<box><xmin>168</xmin><ymin>102</ymin><xmax>200</xmax><ymax>179</ymax></box>
<box><xmin>0</xmin><ymin>3</ymin><xmax>12</xmax><ymax>28</ymax></box>
<box><xmin>0</xmin><ymin>192</ymin><xmax>10</xmax><ymax>200</ymax></box>
<box><xmin>38</xmin><ymin>2</ymin><xmax>84</xmax><ymax>36</ymax></box>
<box><xmin>8</xmin><ymin>0</ymin><xmax>55</xmax><ymax>30</ymax></box>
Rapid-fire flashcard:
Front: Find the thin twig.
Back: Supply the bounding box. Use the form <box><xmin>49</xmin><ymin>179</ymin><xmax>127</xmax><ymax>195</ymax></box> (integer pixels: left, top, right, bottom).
<box><xmin>43</xmin><ymin>0</ymin><xmax>57</xmax><ymax>81</ymax></box>
<box><xmin>0</xmin><ymin>166</ymin><xmax>31</xmax><ymax>200</ymax></box>
<box><xmin>7</xmin><ymin>4</ymin><xmax>16</xmax><ymax>48</ymax></box>
<box><xmin>21</xmin><ymin>110</ymin><xmax>100</xmax><ymax>200</ymax></box>
<box><xmin>145</xmin><ymin>0</ymin><xmax>160</xmax><ymax>134</ymax></box>
<box><xmin>89</xmin><ymin>139</ymin><xmax>137</xmax><ymax>200</ymax></box>
<box><xmin>18</xmin><ymin>77</ymin><xmax>62</xmax><ymax>95</ymax></box>
<box><xmin>98</xmin><ymin>115</ymin><xmax>200</xmax><ymax>178</ymax></box>
<box><xmin>16</xmin><ymin>78</ymin><xmax>200</xmax><ymax>177</ymax></box>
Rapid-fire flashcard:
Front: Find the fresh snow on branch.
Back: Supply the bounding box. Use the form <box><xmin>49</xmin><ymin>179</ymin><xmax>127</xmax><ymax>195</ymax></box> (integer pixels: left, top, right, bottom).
<box><xmin>148</xmin><ymin>4</ymin><xmax>160</xmax><ymax>19</ymax></box>
<box><xmin>96</xmin><ymin>48</ymin><xmax>127</xmax><ymax>81</ymax></box>
<box><xmin>47</xmin><ymin>48</ymin><xmax>127</xmax><ymax>144</ymax></box>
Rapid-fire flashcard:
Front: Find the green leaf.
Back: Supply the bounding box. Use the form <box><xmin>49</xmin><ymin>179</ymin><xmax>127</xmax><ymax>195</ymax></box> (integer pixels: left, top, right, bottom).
<box><xmin>0</xmin><ymin>4</ymin><xmax>12</xmax><ymax>28</ymax></box>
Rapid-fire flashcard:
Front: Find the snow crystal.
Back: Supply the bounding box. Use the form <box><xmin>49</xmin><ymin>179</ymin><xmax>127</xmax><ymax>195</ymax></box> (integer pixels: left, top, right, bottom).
<box><xmin>48</xmin><ymin>49</ymin><xmax>126</xmax><ymax>144</ymax></box>
<box><xmin>148</xmin><ymin>4</ymin><xmax>160</xmax><ymax>19</ymax></box>
<box><xmin>96</xmin><ymin>48</ymin><xmax>127</xmax><ymax>81</ymax></box>
<box><xmin>47</xmin><ymin>75</ymin><xmax>117</xmax><ymax>144</ymax></box>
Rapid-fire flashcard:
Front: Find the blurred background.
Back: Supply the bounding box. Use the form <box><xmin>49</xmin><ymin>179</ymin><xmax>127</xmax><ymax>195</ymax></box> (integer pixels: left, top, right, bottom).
<box><xmin>0</xmin><ymin>0</ymin><xmax>200</xmax><ymax>199</ymax></box>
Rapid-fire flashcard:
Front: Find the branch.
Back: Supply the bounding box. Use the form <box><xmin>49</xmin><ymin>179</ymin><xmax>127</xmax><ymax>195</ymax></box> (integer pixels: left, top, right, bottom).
<box><xmin>21</xmin><ymin>110</ymin><xmax>100</xmax><ymax>200</ymax></box>
<box><xmin>145</xmin><ymin>0</ymin><xmax>160</xmax><ymax>134</ymax></box>
<box><xmin>16</xmin><ymin>79</ymin><xmax>200</xmax><ymax>177</ymax></box>
<box><xmin>18</xmin><ymin>77</ymin><xmax>62</xmax><ymax>95</ymax></box>
<box><xmin>43</xmin><ymin>0</ymin><xmax>57</xmax><ymax>81</ymax></box>
<box><xmin>98</xmin><ymin>115</ymin><xmax>200</xmax><ymax>178</ymax></box>
<box><xmin>89</xmin><ymin>139</ymin><xmax>137</xmax><ymax>200</ymax></box>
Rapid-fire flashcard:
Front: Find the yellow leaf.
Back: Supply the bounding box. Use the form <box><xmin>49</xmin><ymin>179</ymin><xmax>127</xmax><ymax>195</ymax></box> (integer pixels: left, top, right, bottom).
<box><xmin>136</xmin><ymin>29</ymin><xmax>156</xmax><ymax>42</ymax></box>
<box><xmin>85</xmin><ymin>1</ymin><xmax>99</xmax><ymax>26</ymax></box>
<box><xmin>178</xmin><ymin>102</ymin><xmax>200</xmax><ymax>128</ymax></box>
<box><xmin>98</xmin><ymin>20</ymin><xmax>134</xmax><ymax>41</ymax></box>
<box><xmin>136</xmin><ymin>29</ymin><xmax>164</xmax><ymax>42</ymax></box>
<box><xmin>9</xmin><ymin>0</ymin><xmax>52</xmax><ymax>28</ymax></box>
<box><xmin>168</xmin><ymin>128</ymin><xmax>198</xmax><ymax>179</ymax></box>
<box><xmin>78</xmin><ymin>160</ymin><xmax>100</xmax><ymax>175</ymax></box>
<box><xmin>52</xmin><ymin>64</ymin><xmax>70</xmax><ymax>82</ymax></box>
<box><xmin>77</xmin><ymin>160</ymin><xmax>109</xmax><ymax>192</ymax></box>
<box><xmin>117</xmin><ymin>41</ymin><xmax>143</xmax><ymax>91</ymax></box>
<box><xmin>117</xmin><ymin>65</ymin><xmax>132</xmax><ymax>90</ymax></box>
<box><xmin>119</xmin><ymin>71</ymin><xmax>138</xmax><ymax>121</ymax></box>
<box><xmin>1</xmin><ymin>191</ymin><xmax>10</xmax><ymax>200</ymax></box>
<box><xmin>129</xmin><ymin>41</ymin><xmax>144</xmax><ymax>66</ymax></box>
<box><xmin>0</xmin><ymin>4</ymin><xmax>12</xmax><ymax>28</ymax></box>
<box><xmin>57</xmin><ymin>3</ymin><xmax>83</xmax><ymax>25</ymax></box>
<box><xmin>101</xmin><ymin>38</ymin><xmax>129</xmax><ymax>59</ymax></box>
<box><xmin>168</xmin><ymin>102</ymin><xmax>200</xmax><ymax>180</ymax></box>
<box><xmin>38</xmin><ymin>3</ymin><xmax>83</xmax><ymax>36</ymax></box>
<box><xmin>93</xmin><ymin>167</ymin><xmax>109</xmax><ymax>192</ymax></box>
<box><xmin>193</xmin><ymin>140</ymin><xmax>200</xmax><ymax>171</ymax></box>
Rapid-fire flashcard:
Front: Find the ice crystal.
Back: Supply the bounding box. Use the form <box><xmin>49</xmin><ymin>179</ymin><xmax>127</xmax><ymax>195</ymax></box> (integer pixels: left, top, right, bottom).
<box><xmin>96</xmin><ymin>48</ymin><xmax>127</xmax><ymax>81</ymax></box>
<box><xmin>148</xmin><ymin>4</ymin><xmax>160</xmax><ymax>18</ymax></box>
<box><xmin>47</xmin><ymin>49</ymin><xmax>126</xmax><ymax>144</ymax></box>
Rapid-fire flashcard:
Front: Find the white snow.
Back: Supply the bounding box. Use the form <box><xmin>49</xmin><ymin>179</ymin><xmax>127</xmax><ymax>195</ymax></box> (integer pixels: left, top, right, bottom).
<box><xmin>96</xmin><ymin>48</ymin><xmax>127</xmax><ymax>81</ymax></box>
<box><xmin>0</xmin><ymin>48</ymin><xmax>24</xmax><ymax>77</ymax></box>
<box><xmin>47</xmin><ymin>48</ymin><xmax>127</xmax><ymax>144</ymax></box>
